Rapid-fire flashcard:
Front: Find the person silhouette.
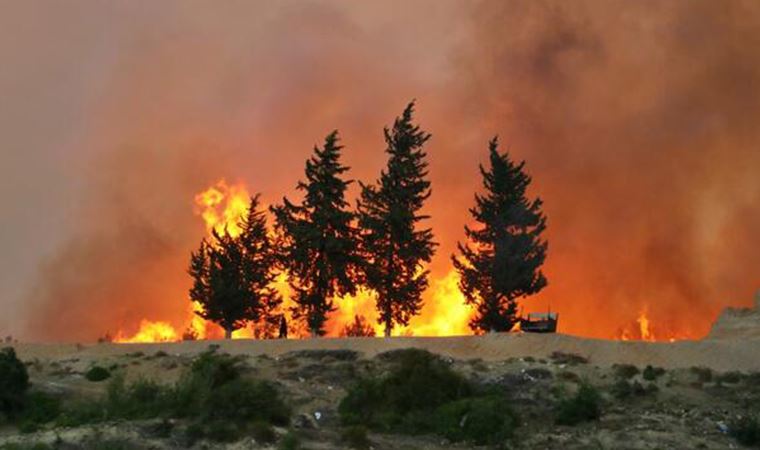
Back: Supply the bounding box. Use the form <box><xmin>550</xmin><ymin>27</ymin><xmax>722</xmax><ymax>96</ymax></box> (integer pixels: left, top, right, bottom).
<box><xmin>278</xmin><ymin>315</ymin><xmax>288</xmax><ymax>339</ymax></box>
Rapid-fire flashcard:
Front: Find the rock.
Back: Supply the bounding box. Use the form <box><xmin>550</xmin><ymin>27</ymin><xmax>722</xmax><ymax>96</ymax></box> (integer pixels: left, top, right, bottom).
<box><xmin>293</xmin><ymin>413</ymin><xmax>317</xmax><ymax>429</ymax></box>
<box><xmin>708</xmin><ymin>291</ymin><xmax>760</xmax><ymax>340</ymax></box>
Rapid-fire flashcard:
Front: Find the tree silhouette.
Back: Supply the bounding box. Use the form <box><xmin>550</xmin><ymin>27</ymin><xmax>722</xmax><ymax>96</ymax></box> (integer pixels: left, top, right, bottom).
<box><xmin>453</xmin><ymin>137</ymin><xmax>548</xmax><ymax>333</ymax></box>
<box><xmin>340</xmin><ymin>315</ymin><xmax>376</xmax><ymax>337</ymax></box>
<box><xmin>272</xmin><ymin>131</ymin><xmax>360</xmax><ymax>337</ymax></box>
<box><xmin>357</xmin><ymin>101</ymin><xmax>437</xmax><ymax>336</ymax></box>
<box><xmin>189</xmin><ymin>195</ymin><xmax>281</xmax><ymax>339</ymax></box>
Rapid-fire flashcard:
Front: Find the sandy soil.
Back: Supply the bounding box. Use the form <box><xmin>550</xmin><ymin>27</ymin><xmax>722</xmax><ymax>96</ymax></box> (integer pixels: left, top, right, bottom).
<box><xmin>13</xmin><ymin>330</ymin><xmax>760</xmax><ymax>373</ymax></box>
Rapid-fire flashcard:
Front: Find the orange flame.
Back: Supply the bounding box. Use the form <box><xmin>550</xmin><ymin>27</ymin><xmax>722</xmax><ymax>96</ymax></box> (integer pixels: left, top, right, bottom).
<box><xmin>194</xmin><ymin>180</ymin><xmax>250</xmax><ymax>238</ymax></box>
<box><xmin>117</xmin><ymin>179</ymin><xmax>682</xmax><ymax>344</ymax></box>
<box><xmin>637</xmin><ymin>309</ymin><xmax>653</xmax><ymax>341</ymax></box>
<box><xmin>114</xmin><ymin>319</ymin><xmax>178</xmax><ymax>343</ymax></box>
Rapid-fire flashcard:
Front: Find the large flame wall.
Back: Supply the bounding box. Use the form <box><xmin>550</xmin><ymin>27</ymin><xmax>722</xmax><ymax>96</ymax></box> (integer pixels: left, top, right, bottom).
<box><xmin>9</xmin><ymin>1</ymin><xmax>760</xmax><ymax>342</ymax></box>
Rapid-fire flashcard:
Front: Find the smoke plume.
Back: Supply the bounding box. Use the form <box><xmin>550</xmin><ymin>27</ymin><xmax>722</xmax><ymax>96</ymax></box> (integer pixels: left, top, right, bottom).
<box><xmin>3</xmin><ymin>1</ymin><xmax>757</xmax><ymax>341</ymax></box>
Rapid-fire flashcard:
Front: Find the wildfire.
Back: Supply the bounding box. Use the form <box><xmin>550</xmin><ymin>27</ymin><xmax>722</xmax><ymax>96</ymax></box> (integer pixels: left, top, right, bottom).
<box><xmin>114</xmin><ymin>319</ymin><xmax>178</xmax><ymax>343</ymax></box>
<box><xmin>194</xmin><ymin>180</ymin><xmax>250</xmax><ymax>238</ymax></box>
<box><xmin>637</xmin><ymin>309</ymin><xmax>653</xmax><ymax>341</ymax></box>
<box><xmin>115</xmin><ymin>179</ymin><xmax>682</xmax><ymax>344</ymax></box>
<box><xmin>616</xmin><ymin>307</ymin><xmax>689</xmax><ymax>342</ymax></box>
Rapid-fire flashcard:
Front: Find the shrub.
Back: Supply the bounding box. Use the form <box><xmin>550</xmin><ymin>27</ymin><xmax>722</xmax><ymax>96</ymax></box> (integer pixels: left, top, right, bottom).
<box><xmin>205</xmin><ymin>421</ymin><xmax>241</xmax><ymax>443</ymax></box>
<box><xmin>50</xmin><ymin>349</ymin><xmax>289</xmax><ymax>439</ymax></box>
<box><xmin>341</xmin><ymin>425</ymin><xmax>371</xmax><ymax>449</ymax></box>
<box><xmin>642</xmin><ymin>365</ymin><xmax>666</xmax><ymax>381</ymax></box>
<box><xmin>340</xmin><ymin>349</ymin><xmax>517</xmax><ymax>444</ymax></box>
<box><xmin>556</xmin><ymin>383</ymin><xmax>602</xmax><ymax>425</ymax></box>
<box><xmin>55</xmin><ymin>400</ymin><xmax>106</xmax><ymax>427</ymax></box>
<box><xmin>20</xmin><ymin>391</ymin><xmax>61</xmax><ymax>425</ymax></box>
<box><xmin>557</xmin><ymin>371</ymin><xmax>581</xmax><ymax>383</ymax></box>
<box><xmin>549</xmin><ymin>352</ymin><xmax>589</xmax><ymax>366</ymax></box>
<box><xmin>105</xmin><ymin>376</ymin><xmax>172</xmax><ymax>419</ymax></box>
<box><xmin>251</xmin><ymin>421</ymin><xmax>277</xmax><ymax>444</ymax></box>
<box><xmin>730</xmin><ymin>416</ymin><xmax>760</xmax><ymax>447</ymax></box>
<box><xmin>184</xmin><ymin>422</ymin><xmax>205</xmax><ymax>445</ymax></box>
<box><xmin>286</xmin><ymin>349</ymin><xmax>359</xmax><ymax>362</ymax></box>
<box><xmin>205</xmin><ymin>379</ymin><xmax>290</xmax><ymax>425</ymax></box>
<box><xmin>340</xmin><ymin>350</ymin><xmax>471</xmax><ymax>431</ymax></box>
<box><xmin>690</xmin><ymin>366</ymin><xmax>713</xmax><ymax>383</ymax></box>
<box><xmin>171</xmin><ymin>350</ymin><xmax>246</xmax><ymax>416</ymax></box>
<box><xmin>145</xmin><ymin>418</ymin><xmax>174</xmax><ymax>438</ymax></box>
<box><xmin>0</xmin><ymin>347</ymin><xmax>29</xmax><ymax>419</ymax></box>
<box><xmin>613</xmin><ymin>364</ymin><xmax>640</xmax><ymax>379</ymax></box>
<box><xmin>85</xmin><ymin>366</ymin><xmax>111</xmax><ymax>382</ymax></box>
<box><xmin>717</xmin><ymin>371</ymin><xmax>745</xmax><ymax>384</ymax></box>
<box><xmin>610</xmin><ymin>380</ymin><xmax>654</xmax><ymax>400</ymax></box>
<box><xmin>188</xmin><ymin>350</ymin><xmax>243</xmax><ymax>389</ymax></box>
<box><xmin>434</xmin><ymin>396</ymin><xmax>517</xmax><ymax>445</ymax></box>
<box><xmin>278</xmin><ymin>431</ymin><xmax>301</xmax><ymax>450</ymax></box>
<box><xmin>0</xmin><ymin>444</ymin><xmax>54</xmax><ymax>450</ymax></box>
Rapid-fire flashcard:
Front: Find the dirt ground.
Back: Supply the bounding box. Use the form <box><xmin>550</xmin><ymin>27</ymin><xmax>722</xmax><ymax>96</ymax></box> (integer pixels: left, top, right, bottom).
<box><xmin>2</xmin><ymin>328</ymin><xmax>760</xmax><ymax>449</ymax></box>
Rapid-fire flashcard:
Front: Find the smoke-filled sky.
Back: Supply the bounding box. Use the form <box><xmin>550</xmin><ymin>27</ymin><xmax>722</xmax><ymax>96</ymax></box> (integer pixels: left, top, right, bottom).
<box><xmin>1</xmin><ymin>0</ymin><xmax>758</xmax><ymax>341</ymax></box>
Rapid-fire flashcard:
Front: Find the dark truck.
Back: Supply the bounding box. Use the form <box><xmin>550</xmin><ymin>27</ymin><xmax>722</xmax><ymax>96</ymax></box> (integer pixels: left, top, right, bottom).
<box><xmin>520</xmin><ymin>312</ymin><xmax>559</xmax><ymax>333</ymax></box>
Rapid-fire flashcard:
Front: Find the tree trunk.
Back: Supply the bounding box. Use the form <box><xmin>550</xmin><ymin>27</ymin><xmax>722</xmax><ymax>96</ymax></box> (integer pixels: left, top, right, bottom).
<box><xmin>224</xmin><ymin>327</ymin><xmax>233</xmax><ymax>339</ymax></box>
<box><xmin>384</xmin><ymin>324</ymin><xmax>392</xmax><ymax>337</ymax></box>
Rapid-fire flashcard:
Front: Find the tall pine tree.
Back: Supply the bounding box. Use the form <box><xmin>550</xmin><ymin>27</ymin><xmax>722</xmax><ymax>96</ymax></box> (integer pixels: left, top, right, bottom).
<box><xmin>452</xmin><ymin>137</ymin><xmax>548</xmax><ymax>333</ymax></box>
<box><xmin>271</xmin><ymin>131</ymin><xmax>360</xmax><ymax>337</ymax></box>
<box><xmin>357</xmin><ymin>101</ymin><xmax>437</xmax><ymax>337</ymax></box>
<box><xmin>189</xmin><ymin>195</ymin><xmax>281</xmax><ymax>339</ymax></box>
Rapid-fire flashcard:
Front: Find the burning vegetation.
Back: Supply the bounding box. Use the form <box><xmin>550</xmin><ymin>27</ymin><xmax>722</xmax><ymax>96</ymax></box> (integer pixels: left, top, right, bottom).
<box><xmin>107</xmin><ymin>102</ymin><xmax>683</xmax><ymax>344</ymax></box>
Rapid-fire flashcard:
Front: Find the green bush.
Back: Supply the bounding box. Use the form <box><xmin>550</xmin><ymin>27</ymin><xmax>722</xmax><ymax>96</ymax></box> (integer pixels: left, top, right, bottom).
<box><xmin>19</xmin><ymin>391</ymin><xmax>61</xmax><ymax>426</ymax></box>
<box><xmin>278</xmin><ymin>431</ymin><xmax>301</xmax><ymax>450</ymax></box>
<box><xmin>105</xmin><ymin>376</ymin><xmax>173</xmax><ymax>419</ymax></box>
<box><xmin>51</xmin><ymin>350</ymin><xmax>289</xmax><ymax>441</ymax></box>
<box><xmin>184</xmin><ymin>422</ymin><xmax>205</xmax><ymax>445</ymax></box>
<box><xmin>613</xmin><ymin>364</ymin><xmax>639</xmax><ymax>379</ymax></box>
<box><xmin>189</xmin><ymin>350</ymin><xmax>243</xmax><ymax>389</ymax></box>
<box><xmin>205</xmin><ymin>421</ymin><xmax>242</xmax><ymax>443</ymax></box>
<box><xmin>85</xmin><ymin>366</ymin><xmax>111</xmax><ymax>382</ymax></box>
<box><xmin>55</xmin><ymin>400</ymin><xmax>106</xmax><ymax>427</ymax></box>
<box><xmin>341</xmin><ymin>425</ymin><xmax>371</xmax><ymax>449</ymax></box>
<box><xmin>340</xmin><ymin>350</ymin><xmax>516</xmax><ymax>444</ymax></box>
<box><xmin>610</xmin><ymin>380</ymin><xmax>656</xmax><ymax>400</ymax></box>
<box><xmin>0</xmin><ymin>347</ymin><xmax>29</xmax><ymax>419</ymax></box>
<box><xmin>642</xmin><ymin>365</ymin><xmax>665</xmax><ymax>381</ymax></box>
<box><xmin>251</xmin><ymin>421</ymin><xmax>277</xmax><ymax>444</ymax></box>
<box><xmin>556</xmin><ymin>383</ymin><xmax>602</xmax><ymax>425</ymax></box>
<box><xmin>730</xmin><ymin>416</ymin><xmax>760</xmax><ymax>447</ymax></box>
<box><xmin>549</xmin><ymin>352</ymin><xmax>589</xmax><ymax>366</ymax></box>
<box><xmin>434</xmin><ymin>396</ymin><xmax>517</xmax><ymax>445</ymax></box>
<box><xmin>340</xmin><ymin>349</ymin><xmax>471</xmax><ymax>431</ymax></box>
<box><xmin>0</xmin><ymin>444</ymin><xmax>54</xmax><ymax>450</ymax></box>
<box><xmin>690</xmin><ymin>366</ymin><xmax>713</xmax><ymax>383</ymax></box>
<box><xmin>205</xmin><ymin>379</ymin><xmax>290</xmax><ymax>425</ymax></box>
<box><xmin>717</xmin><ymin>371</ymin><xmax>745</xmax><ymax>384</ymax></box>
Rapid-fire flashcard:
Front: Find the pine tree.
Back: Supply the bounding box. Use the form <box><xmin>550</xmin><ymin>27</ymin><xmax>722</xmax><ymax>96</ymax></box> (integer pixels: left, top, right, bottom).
<box><xmin>271</xmin><ymin>131</ymin><xmax>360</xmax><ymax>337</ymax></box>
<box><xmin>357</xmin><ymin>101</ymin><xmax>437</xmax><ymax>337</ymax></box>
<box><xmin>189</xmin><ymin>195</ymin><xmax>281</xmax><ymax>339</ymax></box>
<box><xmin>452</xmin><ymin>137</ymin><xmax>548</xmax><ymax>333</ymax></box>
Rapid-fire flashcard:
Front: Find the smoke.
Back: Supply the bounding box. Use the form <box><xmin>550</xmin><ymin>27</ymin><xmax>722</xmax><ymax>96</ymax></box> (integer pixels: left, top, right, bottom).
<box><xmin>452</xmin><ymin>0</ymin><xmax>760</xmax><ymax>337</ymax></box>
<box><xmin>5</xmin><ymin>1</ymin><xmax>759</xmax><ymax>341</ymax></box>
